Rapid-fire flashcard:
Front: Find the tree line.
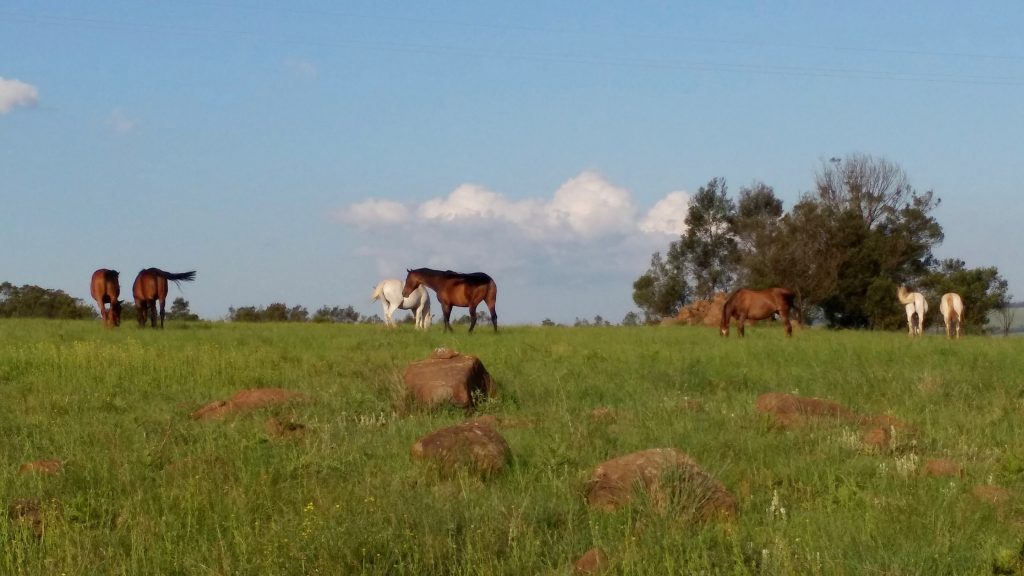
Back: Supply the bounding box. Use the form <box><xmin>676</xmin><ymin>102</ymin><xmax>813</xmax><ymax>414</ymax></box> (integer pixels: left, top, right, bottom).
<box><xmin>633</xmin><ymin>153</ymin><xmax>1010</xmax><ymax>332</ymax></box>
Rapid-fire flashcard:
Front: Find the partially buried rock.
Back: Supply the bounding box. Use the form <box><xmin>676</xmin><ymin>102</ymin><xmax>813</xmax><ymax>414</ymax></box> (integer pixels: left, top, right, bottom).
<box><xmin>19</xmin><ymin>459</ymin><xmax>63</xmax><ymax>475</ymax></box>
<box><xmin>585</xmin><ymin>448</ymin><xmax>736</xmax><ymax>522</ymax></box>
<box><xmin>573</xmin><ymin>547</ymin><xmax>609</xmax><ymax>575</ymax></box>
<box><xmin>191</xmin><ymin>388</ymin><xmax>308</xmax><ymax>420</ymax></box>
<box><xmin>404</xmin><ymin>348</ymin><xmax>495</xmax><ymax>409</ymax></box>
<box><xmin>410</xmin><ymin>420</ymin><xmax>511</xmax><ymax>478</ymax></box>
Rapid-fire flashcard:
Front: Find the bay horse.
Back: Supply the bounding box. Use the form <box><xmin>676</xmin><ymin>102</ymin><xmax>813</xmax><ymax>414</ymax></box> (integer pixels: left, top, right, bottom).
<box><xmin>401</xmin><ymin>268</ymin><xmax>497</xmax><ymax>333</ymax></box>
<box><xmin>90</xmin><ymin>268</ymin><xmax>123</xmax><ymax>327</ymax></box>
<box><xmin>371</xmin><ymin>279</ymin><xmax>432</xmax><ymax>330</ymax></box>
<box><xmin>939</xmin><ymin>292</ymin><xmax>965</xmax><ymax>339</ymax></box>
<box><xmin>897</xmin><ymin>285</ymin><xmax>928</xmax><ymax>336</ymax></box>
<box><xmin>133</xmin><ymin>268</ymin><xmax>196</xmax><ymax>328</ymax></box>
<box><xmin>720</xmin><ymin>287</ymin><xmax>798</xmax><ymax>337</ymax></box>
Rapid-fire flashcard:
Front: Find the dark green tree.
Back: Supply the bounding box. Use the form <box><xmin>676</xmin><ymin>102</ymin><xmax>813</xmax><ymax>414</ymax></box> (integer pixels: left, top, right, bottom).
<box><xmin>632</xmin><ymin>252</ymin><xmax>687</xmax><ymax>322</ymax></box>
<box><xmin>668</xmin><ymin>177</ymin><xmax>739</xmax><ymax>301</ymax></box>
<box><xmin>0</xmin><ymin>282</ymin><xmax>95</xmax><ymax>319</ymax></box>
<box><xmin>167</xmin><ymin>297</ymin><xmax>200</xmax><ymax>321</ymax></box>
<box><xmin>920</xmin><ymin>259</ymin><xmax>1010</xmax><ymax>334</ymax></box>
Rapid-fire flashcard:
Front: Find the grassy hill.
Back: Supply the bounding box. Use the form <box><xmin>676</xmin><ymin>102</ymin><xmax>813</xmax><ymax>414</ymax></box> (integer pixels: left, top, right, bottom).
<box><xmin>2</xmin><ymin>320</ymin><xmax>1023</xmax><ymax>574</ymax></box>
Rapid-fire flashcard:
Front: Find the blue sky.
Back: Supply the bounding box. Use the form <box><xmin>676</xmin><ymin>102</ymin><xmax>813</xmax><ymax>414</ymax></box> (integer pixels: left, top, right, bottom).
<box><xmin>2</xmin><ymin>1</ymin><xmax>1022</xmax><ymax>324</ymax></box>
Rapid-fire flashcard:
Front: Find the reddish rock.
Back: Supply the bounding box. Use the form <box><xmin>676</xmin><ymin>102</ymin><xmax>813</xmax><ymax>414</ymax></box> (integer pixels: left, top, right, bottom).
<box><xmin>7</xmin><ymin>499</ymin><xmax>45</xmax><ymax>538</ymax></box>
<box><xmin>922</xmin><ymin>459</ymin><xmax>962</xmax><ymax>477</ymax></box>
<box><xmin>862</xmin><ymin>426</ymin><xmax>891</xmax><ymax>450</ymax></box>
<box><xmin>573</xmin><ymin>547</ymin><xmax>609</xmax><ymax>575</ymax></box>
<box><xmin>19</xmin><ymin>459</ymin><xmax>62</xmax><ymax>475</ymax></box>
<box><xmin>584</xmin><ymin>448</ymin><xmax>737</xmax><ymax>521</ymax></box>
<box><xmin>972</xmin><ymin>485</ymin><xmax>1011</xmax><ymax>506</ymax></box>
<box><xmin>265</xmin><ymin>417</ymin><xmax>306</xmax><ymax>439</ymax></box>
<box><xmin>404</xmin><ymin>350</ymin><xmax>494</xmax><ymax>409</ymax></box>
<box><xmin>191</xmin><ymin>388</ymin><xmax>308</xmax><ymax>420</ymax></box>
<box><xmin>756</xmin><ymin>393</ymin><xmax>857</xmax><ymax>421</ymax></box>
<box><xmin>411</xmin><ymin>420</ymin><xmax>511</xmax><ymax>477</ymax></box>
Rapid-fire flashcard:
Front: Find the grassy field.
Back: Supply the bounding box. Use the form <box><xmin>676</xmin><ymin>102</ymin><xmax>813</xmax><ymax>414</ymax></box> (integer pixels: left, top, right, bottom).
<box><xmin>2</xmin><ymin>319</ymin><xmax>1024</xmax><ymax>575</ymax></box>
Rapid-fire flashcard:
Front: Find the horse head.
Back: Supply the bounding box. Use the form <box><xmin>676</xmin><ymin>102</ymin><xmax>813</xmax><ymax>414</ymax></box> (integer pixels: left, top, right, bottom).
<box><xmin>401</xmin><ymin>269</ymin><xmax>420</xmax><ymax>298</ymax></box>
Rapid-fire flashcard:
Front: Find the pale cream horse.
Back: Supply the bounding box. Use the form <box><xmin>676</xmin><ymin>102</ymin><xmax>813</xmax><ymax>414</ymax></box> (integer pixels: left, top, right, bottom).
<box><xmin>897</xmin><ymin>285</ymin><xmax>928</xmax><ymax>336</ymax></box>
<box><xmin>939</xmin><ymin>292</ymin><xmax>965</xmax><ymax>339</ymax></box>
<box><xmin>371</xmin><ymin>279</ymin><xmax>432</xmax><ymax>329</ymax></box>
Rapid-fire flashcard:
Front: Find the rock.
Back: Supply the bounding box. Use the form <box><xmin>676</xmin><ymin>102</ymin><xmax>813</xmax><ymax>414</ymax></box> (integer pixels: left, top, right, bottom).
<box><xmin>584</xmin><ymin>448</ymin><xmax>736</xmax><ymax>521</ymax></box>
<box><xmin>403</xmin><ymin>350</ymin><xmax>494</xmax><ymax>409</ymax></box>
<box><xmin>191</xmin><ymin>388</ymin><xmax>308</xmax><ymax>420</ymax></box>
<box><xmin>410</xmin><ymin>420</ymin><xmax>511</xmax><ymax>477</ymax></box>
<box><xmin>18</xmin><ymin>459</ymin><xmax>62</xmax><ymax>475</ymax></box>
<box><xmin>922</xmin><ymin>459</ymin><xmax>962</xmax><ymax>477</ymax></box>
<box><xmin>573</xmin><ymin>547</ymin><xmax>609</xmax><ymax>575</ymax></box>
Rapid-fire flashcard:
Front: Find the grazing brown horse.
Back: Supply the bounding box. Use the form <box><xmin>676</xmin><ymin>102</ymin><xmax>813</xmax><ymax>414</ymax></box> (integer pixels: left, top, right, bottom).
<box><xmin>720</xmin><ymin>287</ymin><xmax>798</xmax><ymax>338</ymax></box>
<box><xmin>90</xmin><ymin>269</ymin><xmax>123</xmax><ymax>327</ymax></box>
<box><xmin>132</xmin><ymin>268</ymin><xmax>196</xmax><ymax>328</ymax></box>
<box><xmin>402</xmin><ymin>268</ymin><xmax>497</xmax><ymax>333</ymax></box>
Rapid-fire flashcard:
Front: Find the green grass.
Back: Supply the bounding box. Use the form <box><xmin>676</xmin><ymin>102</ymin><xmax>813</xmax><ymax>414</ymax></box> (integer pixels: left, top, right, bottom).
<box><xmin>2</xmin><ymin>319</ymin><xmax>1024</xmax><ymax>575</ymax></box>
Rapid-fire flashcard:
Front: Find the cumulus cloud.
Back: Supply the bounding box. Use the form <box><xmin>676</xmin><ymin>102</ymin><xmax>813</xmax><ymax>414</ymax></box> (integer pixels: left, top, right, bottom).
<box><xmin>336</xmin><ymin>198</ymin><xmax>411</xmax><ymax>226</ymax></box>
<box><xmin>344</xmin><ymin>170</ymin><xmax>670</xmax><ymax>242</ymax></box>
<box><xmin>336</xmin><ymin>171</ymin><xmax>692</xmax><ymax>322</ymax></box>
<box><xmin>640</xmin><ymin>191</ymin><xmax>690</xmax><ymax>236</ymax></box>
<box><xmin>0</xmin><ymin>77</ymin><xmax>39</xmax><ymax>114</ymax></box>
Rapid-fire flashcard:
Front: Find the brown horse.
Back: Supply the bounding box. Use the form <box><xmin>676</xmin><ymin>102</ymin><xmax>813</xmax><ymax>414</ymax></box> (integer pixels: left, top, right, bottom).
<box><xmin>132</xmin><ymin>268</ymin><xmax>196</xmax><ymax>328</ymax></box>
<box><xmin>720</xmin><ymin>287</ymin><xmax>798</xmax><ymax>337</ymax></box>
<box><xmin>90</xmin><ymin>268</ymin><xmax>123</xmax><ymax>327</ymax></box>
<box><xmin>402</xmin><ymin>268</ymin><xmax>497</xmax><ymax>333</ymax></box>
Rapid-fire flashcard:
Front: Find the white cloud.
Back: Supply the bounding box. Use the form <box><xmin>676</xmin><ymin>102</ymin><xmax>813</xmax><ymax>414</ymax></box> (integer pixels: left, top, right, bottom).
<box><xmin>284</xmin><ymin>59</ymin><xmax>318</xmax><ymax>80</ymax></box>
<box><xmin>335</xmin><ymin>171</ymin><xmax>690</xmax><ymax>323</ymax></box>
<box><xmin>336</xmin><ymin>199</ymin><xmax>410</xmax><ymax>226</ymax></box>
<box><xmin>547</xmin><ymin>170</ymin><xmax>637</xmax><ymax>238</ymax></box>
<box><xmin>336</xmin><ymin>171</ymin><xmax>686</xmax><ymax>242</ymax></box>
<box><xmin>107</xmin><ymin>108</ymin><xmax>136</xmax><ymax>135</ymax></box>
<box><xmin>640</xmin><ymin>191</ymin><xmax>690</xmax><ymax>236</ymax></box>
<box><xmin>0</xmin><ymin>77</ymin><xmax>39</xmax><ymax>114</ymax></box>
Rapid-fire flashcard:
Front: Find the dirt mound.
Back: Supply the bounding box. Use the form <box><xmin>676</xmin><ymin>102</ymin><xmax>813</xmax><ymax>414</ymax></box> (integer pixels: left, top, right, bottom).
<box><xmin>922</xmin><ymin>459</ymin><xmax>962</xmax><ymax>477</ymax></box>
<box><xmin>191</xmin><ymin>388</ymin><xmax>308</xmax><ymax>420</ymax></box>
<box><xmin>584</xmin><ymin>448</ymin><xmax>736</xmax><ymax>522</ymax></box>
<box><xmin>411</xmin><ymin>419</ymin><xmax>511</xmax><ymax>478</ymax></box>
<box><xmin>676</xmin><ymin>293</ymin><xmax>730</xmax><ymax>327</ymax></box>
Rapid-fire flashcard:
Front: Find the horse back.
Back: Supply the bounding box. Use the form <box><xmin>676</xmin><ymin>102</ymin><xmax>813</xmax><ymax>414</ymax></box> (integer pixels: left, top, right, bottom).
<box><xmin>91</xmin><ymin>269</ymin><xmax>120</xmax><ymax>302</ymax></box>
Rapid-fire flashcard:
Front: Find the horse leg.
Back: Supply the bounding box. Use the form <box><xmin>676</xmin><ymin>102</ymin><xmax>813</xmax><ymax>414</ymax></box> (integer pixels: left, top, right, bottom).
<box><xmin>159</xmin><ymin>298</ymin><xmax>166</xmax><ymax>328</ymax></box>
<box><xmin>468</xmin><ymin>305</ymin><xmax>478</xmax><ymax>333</ymax></box>
<box><xmin>441</xmin><ymin>302</ymin><xmax>453</xmax><ymax>333</ymax></box>
<box><xmin>781</xmin><ymin>309</ymin><xmax>792</xmax><ymax>337</ymax></box>
<box><xmin>738</xmin><ymin>314</ymin><xmax>747</xmax><ymax>337</ymax></box>
<box><xmin>489</xmin><ymin>305</ymin><xmax>497</xmax><ymax>332</ymax></box>
<box><xmin>385</xmin><ymin>300</ymin><xmax>398</xmax><ymax>328</ymax></box>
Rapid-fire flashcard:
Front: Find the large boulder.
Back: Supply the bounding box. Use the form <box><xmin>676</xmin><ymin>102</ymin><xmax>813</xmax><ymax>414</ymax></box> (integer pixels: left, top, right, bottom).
<box><xmin>410</xmin><ymin>420</ymin><xmax>511</xmax><ymax>478</ymax></box>
<box><xmin>584</xmin><ymin>448</ymin><xmax>736</xmax><ymax>522</ymax></box>
<box><xmin>403</xmin><ymin>348</ymin><xmax>495</xmax><ymax>409</ymax></box>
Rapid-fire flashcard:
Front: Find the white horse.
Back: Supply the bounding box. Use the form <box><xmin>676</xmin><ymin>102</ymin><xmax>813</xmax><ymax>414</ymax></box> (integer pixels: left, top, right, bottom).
<box><xmin>371</xmin><ymin>279</ymin><xmax>432</xmax><ymax>329</ymax></box>
<box><xmin>939</xmin><ymin>292</ymin><xmax>965</xmax><ymax>339</ymax></box>
<box><xmin>897</xmin><ymin>285</ymin><xmax>928</xmax><ymax>336</ymax></box>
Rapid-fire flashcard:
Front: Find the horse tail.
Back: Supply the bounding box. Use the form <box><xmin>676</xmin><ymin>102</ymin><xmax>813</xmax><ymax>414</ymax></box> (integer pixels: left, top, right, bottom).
<box><xmin>720</xmin><ymin>293</ymin><xmax>735</xmax><ymax>331</ymax></box>
<box><xmin>782</xmin><ymin>289</ymin><xmax>800</xmax><ymax>322</ymax></box>
<box><xmin>944</xmin><ymin>294</ymin><xmax>959</xmax><ymax>323</ymax></box>
<box><xmin>370</xmin><ymin>282</ymin><xmax>384</xmax><ymax>303</ymax></box>
<box><xmin>157</xmin><ymin>270</ymin><xmax>196</xmax><ymax>290</ymax></box>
